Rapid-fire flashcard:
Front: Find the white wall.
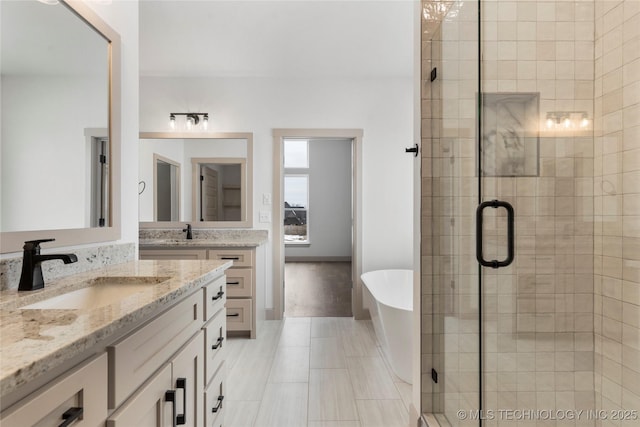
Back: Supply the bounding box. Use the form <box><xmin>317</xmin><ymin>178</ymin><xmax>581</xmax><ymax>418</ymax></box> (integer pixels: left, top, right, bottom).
<box><xmin>1</xmin><ymin>76</ymin><xmax>106</xmax><ymax>231</ymax></box>
<box><xmin>140</xmin><ymin>75</ymin><xmax>414</xmax><ymax>313</ymax></box>
<box><xmin>285</xmin><ymin>139</ymin><xmax>352</xmax><ymax>259</ymax></box>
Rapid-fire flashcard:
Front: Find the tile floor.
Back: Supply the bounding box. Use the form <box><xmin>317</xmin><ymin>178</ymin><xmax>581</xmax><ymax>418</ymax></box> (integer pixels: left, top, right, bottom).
<box><xmin>225</xmin><ymin>317</ymin><xmax>411</xmax><ymax>427</ymax></box>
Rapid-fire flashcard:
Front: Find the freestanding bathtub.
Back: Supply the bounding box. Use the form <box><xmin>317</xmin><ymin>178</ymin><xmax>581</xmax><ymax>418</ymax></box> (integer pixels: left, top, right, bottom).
<box><xmin>361</xmin><ymin>269</ymin><xmax>413</xmax><ymax>384</ymax></box>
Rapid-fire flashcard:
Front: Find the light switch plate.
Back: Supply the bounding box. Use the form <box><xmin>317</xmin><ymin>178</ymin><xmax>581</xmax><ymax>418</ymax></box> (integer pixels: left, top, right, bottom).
<box><xmin>259</xmin><ymin>211</ymin><xmax>271</xmax><ymax>223</ymax></box>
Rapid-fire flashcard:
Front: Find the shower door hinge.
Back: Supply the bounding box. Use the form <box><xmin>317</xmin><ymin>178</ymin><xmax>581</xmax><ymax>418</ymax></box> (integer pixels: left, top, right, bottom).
<box><xmin>430</xmin><ymin>67</ymin><xmax>437</xmax><ymax>82</ymax></box>
<box><xmin>99</xmin><ymin>154</ymin><xmax>107</xmax><ymax>164</ymax></box>
<box><xmin>431</xmin><ymin>368</ymin><xmax>438</xmax><ymax>383</ymax></box>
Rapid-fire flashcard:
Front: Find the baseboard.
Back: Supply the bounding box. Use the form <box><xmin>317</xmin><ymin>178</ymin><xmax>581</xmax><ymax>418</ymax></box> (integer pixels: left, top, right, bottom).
<box><xmin>264</xmin><ymin>308</ymin><xmax>278</xmax><ymax>320</ymax></box>
<box><xmin>284</xmin><ymin>256</ymin><xmax>352</xmax><ymax>262</ymax></box>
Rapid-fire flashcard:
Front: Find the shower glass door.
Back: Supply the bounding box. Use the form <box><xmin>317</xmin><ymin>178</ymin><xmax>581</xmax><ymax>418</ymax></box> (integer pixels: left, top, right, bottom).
<box><xmin>478</xmin><ymin>0</ymin><xmax>595</xmax><ymax>424</ymax></box>
<box><xmin>429</xmin><ymin>0</ymin><xmax>596</xmax><ymax>425</ymax></box>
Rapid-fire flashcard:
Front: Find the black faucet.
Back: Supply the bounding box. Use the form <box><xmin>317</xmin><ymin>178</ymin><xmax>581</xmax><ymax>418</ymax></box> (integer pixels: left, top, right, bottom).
<box><xmin>182</xmin><ymin>224</ymin><xmax>193</xmax><ymax>240</ymax></box>
<box><xmin>18</xmin><ymin>239</ymin><xmax>78</xmax><ymax>291</ymax></box>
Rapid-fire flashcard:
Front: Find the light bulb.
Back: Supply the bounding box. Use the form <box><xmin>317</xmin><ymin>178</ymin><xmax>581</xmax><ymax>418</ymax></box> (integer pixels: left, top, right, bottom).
<box><xmin>546</xmin><ymin>118</ymin><xmax>554</xmax><ymax>128</ymax></box>
<box><xmin>580</xmin><ymin>116</ymin><xmax>589</xmax><ymax>128</ymax></box>
<box><xmin>169</xmin><ymin>114</ymin><xmax>176</xmax><ymax>129</ymax></box>
<box><xmin>563</xmin><ymin>117</ymin><xmax>571</xmax><ymax>128</ymax></box>
<box><xmin>203</xmin><ymin>115</ymin><xmax>209</xmax><ymax>130</ymax></box>
<box><xmin>186</xmin><ymin>116</ymin><xmax>194</xmax><ymax>130</ymax></box>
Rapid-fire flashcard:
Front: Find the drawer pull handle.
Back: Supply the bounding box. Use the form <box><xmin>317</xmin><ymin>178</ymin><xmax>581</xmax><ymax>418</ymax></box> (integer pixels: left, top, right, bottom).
<box><xmin>227</xmin><ymin>313</ymin><xmax>240</xmax><ymax>317</ymax></box>
<box><xmin>227</xmin><ymin>281</ymin><xmax>240</xmax><ymax>285</ymax></box>
<box><xmin>211</xmin><ymin>395</ymin><xmax>224</xmax><ymax>413</ymax></box>
<box><xmin>221</xmin><ymin>256</ymin><xmax>240</xmax><ymax>260</ymax></box>
<box><xmin>212</xmin><ymin>336</ymin><xmax>225</xmax><ymax>349</ymax></box>
<box><xmin>212</xmin><ymin>290</ymin><xmax>225</xmax><ymax>301</ymax></box>
<box><xmin>58</xmin><ymin>407</ymin><xmax>83</xmax><ymax>427</ymax></box>
<box><xmin>165</xmin><ymin>390</ymin><xmax>177</xmax><ymax>427</ymax></box>
<box><xmin>176</xmin><ymin>378</ymin><xmax>187</xmax><ymax>425</ymax></box>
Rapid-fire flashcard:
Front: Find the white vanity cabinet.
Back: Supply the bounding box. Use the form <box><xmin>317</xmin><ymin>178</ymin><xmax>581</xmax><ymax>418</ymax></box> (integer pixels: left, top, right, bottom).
<box><xmin>106</xmin><ymin>272</ymin><xmax>226</xmax><ymax>427</ymax></box>
<box><xmin>0</xmin><ymin>354</ymin><xmax>108</xmax><ymax>427</ymax></box>
<box><xmin>141</xmin><ymin>246</ymin><xmax>258</xmax><ymax>338</ymax></box>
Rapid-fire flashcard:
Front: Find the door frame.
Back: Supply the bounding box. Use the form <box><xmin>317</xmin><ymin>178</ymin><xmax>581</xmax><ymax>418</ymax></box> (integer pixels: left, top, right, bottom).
<box><xmin>272</xmin><ymin>129</ymin><xmax>364</xmax><ymax>320</ymax></box>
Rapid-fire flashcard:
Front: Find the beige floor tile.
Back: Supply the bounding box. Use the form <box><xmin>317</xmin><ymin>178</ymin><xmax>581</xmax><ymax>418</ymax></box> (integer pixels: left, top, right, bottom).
<box><xmin>308</xmin><ymin>369</ymin><xmax>359</xmax><ymax>421</ymax></box>
<box><xmin>224</xmin><ymin>400</ymin><xmax>260</xmax><ymax>427</ymax></box>
<box><xmin>346</xmin><ymin>356</ymin><xmax>401</xmax><ymax>400</ymax></box>
<box><xmin>279</xmin><ymin>318</ymin><xmax>312</xmax><ymax>347</ymax></box>
<box><xmin>254</xmin><ymin>382</ymin><xmax>308</xmax><ymax>427</ymax></box>
<box><xmin>227</xmin><ymin>355</ymin><xmax>273</xmax><ymax>401</ymax></box>
<box><xmin>311</xmin><ymin>337</ymin><xmax>347</xmax><ymax>369</ymax></box>
<box><xmin>269</xmin><ymin>346</ymin><xmax>310</xmax><ymax>383</ymax></box>
<box><xmin>311</xmin><ymin>317</ymin><xmax>342</xmax><ymax>338</ymax></box>
<box><xmin>339</xmin><ymin>327</ymin><xmax>379</xmax><ymax>357</ymax></box>
<box><xmin>355</xmin><ymin>400</ymin><xmax>409</xmax><ymax>427</ymax></box>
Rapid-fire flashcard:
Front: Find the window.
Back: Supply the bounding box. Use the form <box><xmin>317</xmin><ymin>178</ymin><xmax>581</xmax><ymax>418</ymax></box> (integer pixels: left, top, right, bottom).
<box><xmin>284</xmin><ymin>175</ymin><xmax>309</xmax><ymax>243</ymax></box>
<box><xmin>284</xmin><ymin>139</ymin><xmax>310</xmax><ymax>243</ymax></box>
<box><xmin>284</xmin><ymin>139</ymin><xmax>309</xmax><ymax>168</ymax></box>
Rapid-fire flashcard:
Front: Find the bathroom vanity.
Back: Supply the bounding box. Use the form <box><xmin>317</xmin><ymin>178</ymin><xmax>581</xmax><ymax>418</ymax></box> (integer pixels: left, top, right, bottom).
<box><xmin>0</xmin><ymin>259</ymin><xmax>231</xmax><ymax>427</ymax></box>
<box><xmin>139</xmin><ymin>230</ymin><xmax>268</xmax><ymax>339</ymax></box>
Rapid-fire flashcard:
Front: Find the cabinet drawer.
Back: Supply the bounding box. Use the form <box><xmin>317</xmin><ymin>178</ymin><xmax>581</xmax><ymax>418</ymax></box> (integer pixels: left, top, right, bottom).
<box><xmin>225</xmin><ymin>299</ymin><xmax>252</xmax><ymax>331</ymax></box>
<box><xmin>204</xmin><ymin>309</ymin><xmax>227</xmax><ymax>385</ymax></box>
<box><xmin>108</xmin><ymin>291</ymin><xmax>203</xmax><ymax>409</ymax></box>
<box><xmin>207</xmin><ymin>248</ymin><xmax>254</xmax><ymax>267</ymax></box>
<box><xmin>1</xmin><ymin>353</ymin><xmax>108</xmax><ymax>427</ymax></box>
<box><xmin>204</xmin><ymin>363</ymin><xmax>226</xmax><ymax>427</ymax></box>
<box><xmin>204</xmin><ymin>275</ymin><xmax>226</xmax><ymax>322</ymax></box>
<box><xmin>225</xmin><ymin>268</ymin><xmax>253</xmax><ymax>298</ymax></box>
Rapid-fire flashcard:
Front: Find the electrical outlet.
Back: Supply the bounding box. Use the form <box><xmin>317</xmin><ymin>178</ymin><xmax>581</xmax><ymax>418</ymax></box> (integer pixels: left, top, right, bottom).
<box><xmin>259</xmin><ymin>211</ymin><xmax>271</xmax><ymax>223</ymax></box>
<box><xmin>262</xmin><ymin>193</ymin><xmax>272</xmax><ymax>205</ymax></box>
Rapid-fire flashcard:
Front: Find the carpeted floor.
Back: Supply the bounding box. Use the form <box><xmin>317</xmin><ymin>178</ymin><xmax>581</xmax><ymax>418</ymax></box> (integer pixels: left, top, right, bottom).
<box><xmin>284</xmin><ymin>261</ymin><xmax>352</xmax><ymax>317</ymax></box>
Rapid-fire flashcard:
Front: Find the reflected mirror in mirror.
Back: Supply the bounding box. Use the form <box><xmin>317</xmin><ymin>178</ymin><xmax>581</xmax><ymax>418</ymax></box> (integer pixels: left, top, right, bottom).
<box><xmin>194</xmin><ymin>160</ymin><xmax>244</xmax><ymax>222</ymax></box>
<box><xmin>1</xmin><ymin>0</ymin><xmax>111</xmax><ymax>232</ymax></box>
<box><xmin>139</xmin><ymin>134</ymin><xmax>253</xmax><ymax>228</ymax></box>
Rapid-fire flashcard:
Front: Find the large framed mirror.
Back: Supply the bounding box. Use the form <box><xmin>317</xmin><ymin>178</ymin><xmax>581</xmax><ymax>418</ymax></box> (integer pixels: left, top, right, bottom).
<box><xmin>139</xmin><ymin>132</ymin><xmax>253</xmax><ymax>228</ymax></box>
<box><xmin>0</xmin><ymin>0</ymin><xmax>121</xmax><ymax>253</ymax></box>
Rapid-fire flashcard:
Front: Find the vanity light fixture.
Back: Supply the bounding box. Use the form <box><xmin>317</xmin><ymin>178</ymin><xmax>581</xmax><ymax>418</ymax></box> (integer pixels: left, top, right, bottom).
<box><xmin>168</xmin><ymin>113</ymin><xmax>209</xmax><ymax>131</ymax></box>
<box><xmin>544</xmin><ymin>111</ymin><xmax>590</xmax><ymax>130</ymax></box>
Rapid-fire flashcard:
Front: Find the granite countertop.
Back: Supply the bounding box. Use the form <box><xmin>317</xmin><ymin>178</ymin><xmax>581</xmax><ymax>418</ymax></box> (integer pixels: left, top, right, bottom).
<box><xmin>139</xmin><ymin>237</ymin><xmax>266</xmax><ymax>248</ymax></box>
<box><xmin>0</xmin><ymin>259</ymin><xmax>231</xmax><ymax>397</ymax></box>
<box><xmin>138</xmin><ymin>229</ymin><xmax>268</xmax><ymax>248</ymax></box>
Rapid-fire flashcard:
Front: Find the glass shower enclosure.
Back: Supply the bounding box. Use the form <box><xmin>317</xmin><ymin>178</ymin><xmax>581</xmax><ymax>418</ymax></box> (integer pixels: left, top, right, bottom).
<box><xmin>420</xmin><ymin>0</ymin><xmax>615</xmax><ymax>425</ymax></box>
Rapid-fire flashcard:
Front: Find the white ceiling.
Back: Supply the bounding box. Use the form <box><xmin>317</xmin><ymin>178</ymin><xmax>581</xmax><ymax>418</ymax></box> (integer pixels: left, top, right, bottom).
<box><xmin>139</xmin><ymin>0</ymin><xmax>414</xmax><ymax>78</ymax></box>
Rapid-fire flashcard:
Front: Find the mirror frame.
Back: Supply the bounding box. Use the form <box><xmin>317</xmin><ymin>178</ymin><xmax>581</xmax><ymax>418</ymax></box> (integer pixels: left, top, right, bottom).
<box><xmin>139</xmin><ymin>132</ymin><xmax>254</xmax><ymax>229</ymax></box>
<box><xmin>0</xmin><ymin>0</ymin><xmax>121</xmax><ymax>254</ymax></box>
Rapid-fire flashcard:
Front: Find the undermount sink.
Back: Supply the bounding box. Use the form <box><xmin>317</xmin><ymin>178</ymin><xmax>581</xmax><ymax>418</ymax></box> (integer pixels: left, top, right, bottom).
<box><xmin>21</xmin><ymin>276</ymin><xmax>170</xmax><ymax>310</ymax></box>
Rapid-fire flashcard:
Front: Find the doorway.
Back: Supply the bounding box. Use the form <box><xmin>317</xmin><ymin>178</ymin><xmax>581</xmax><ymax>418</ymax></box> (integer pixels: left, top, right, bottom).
<box><xmin>282</xmin><ymin>138</ymin><xmax>353</xmax><ymax>317</ymax></box>
<box><xmin>272</xmin><ymin>129</ymin><xmax>364</xmax><ymax>320</ymax></box>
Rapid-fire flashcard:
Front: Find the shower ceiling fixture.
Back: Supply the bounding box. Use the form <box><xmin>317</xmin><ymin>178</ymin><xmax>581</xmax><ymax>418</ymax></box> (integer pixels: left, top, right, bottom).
<box><xmin>169</xmin><ymin>112</ymin><xmax>209</xmax><ymax>131</ymax></box>
<box><xmin>545</xmin><ymin>111</ymin><xmax>590</xmax><ymax>129</ymax></box>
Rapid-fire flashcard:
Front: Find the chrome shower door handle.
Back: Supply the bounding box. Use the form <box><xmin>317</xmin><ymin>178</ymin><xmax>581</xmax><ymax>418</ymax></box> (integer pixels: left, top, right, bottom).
<box><xmin>476</xmin><ymin>199</ymin><xmax>515</xmax><ymax>269</ymax></box>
